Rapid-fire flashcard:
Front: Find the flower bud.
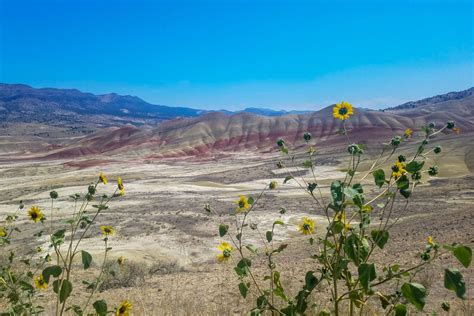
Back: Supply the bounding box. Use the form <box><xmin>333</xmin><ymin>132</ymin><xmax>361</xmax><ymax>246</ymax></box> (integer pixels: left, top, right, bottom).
<box><xmin>428</xmin><ymin>166</ymin><xmax>439</xmax><ymax>176</ymax></box>
<box><xmin>88</xmin><ymin>185</ymin><xmax>96</xmax><ymax>195</ymax></box>
<box><xmin>348</xmin><ymin>144</ymin><xmax>362</xmax><ymax>155</ymax></box>
<box><xmin>390</xmin><ymin>136</ymin><xmax>401</xmax><ymax>147</ymax></box>
<box><xmin>434</xmin><ymin>146</ymin><xmax>441</xmax><ymax>154</ymax></box>
<box><xmin>397</xmin><ymin>155</ymin><xmax>406</xmax><ymax>162</ymax></box>
<box><xmin>441</xmin><ymin>301</ymin><xmax>450</xmax><ymax>311</ymax></box>
<box><xmin>50</xmin><ymin>191</ymin><xmax>58</xmax><ymax>199</ymax></box>
<box><xmin>411</xmin><ymin>172</ymin><xmax>422</xmax><ymax>181</ymax></box>
<box><xmin>446</xmin><ymin>121</ymin><xmax>455</xmax><ymax>129</ymax></box>
<box><xmin>303</xmin><ymin>132</ymin><xmax>312</xmax><ymax>141</ymax></box>
<box><xmin>276</xmin><ymin>139</ymin><xmax>285</xmax><ymax>147</ymax></box>
<box><xmin>428</xmin><ymin>122</ymin><xmax>436</xmax><ymax>129</ymax></box>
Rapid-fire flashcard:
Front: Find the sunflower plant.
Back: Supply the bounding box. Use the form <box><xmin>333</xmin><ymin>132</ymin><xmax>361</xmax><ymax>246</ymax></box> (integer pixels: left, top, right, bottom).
<box><xmin>207</xmin><ymin>102</ymin><xmax>471</xmax><ymax>315</ymax></box>
<box><xmin>0</xmin><ymin>175</ymin><xmax>132</xmax><ymax>315</ymax></box>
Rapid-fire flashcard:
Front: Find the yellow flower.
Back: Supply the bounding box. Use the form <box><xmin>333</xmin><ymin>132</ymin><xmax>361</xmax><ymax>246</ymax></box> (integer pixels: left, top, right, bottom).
<box><xmin>297</xmin><ymin>217</ymin><xmax>315</xmax><ymax>235</ymax></box>
<box><xmin>117</xmin><ymin>177</ymin><xmax>125</xmax><ymax>196</ymax></box>
<box><xmin>28</xmin><ymin>206</ymin><xmax>44</xmax><ymax>223</ymax></box>
<box><xmin>427</xmin><ymin>236</ymin><xmax>435</xmax><ymax>246</ymax></box>
<box><xmin>0</xmin><ymin>227</ymin><xmax>6</xmax><ymax>237</ymax></box>
<box><xmin>391</xmin><ymin>161</ymin><xmax>406</xmax><ymax>179</ymax></box>
<box><xmin>116</xmin><ymin>300</ymin><xmax>132</xmax><ymax>316</ymax></box>
<box><xmin>333</xmin><ymin>101</ymin><xmax>354</xmax><ymax>120</ymax></box>
<box><xmin>235</xmin><ymin>195</ymin><xmax>250</xmax><ymax>212</ymax></box>
<box><xmin>117</xmin><ymin>256</ymin><xmax>125</xmax><ymax>266</ymax></box>
<box><xmin>269</xmin><ymin>181</ymin><xmax>278</xmax><ymax>190</ymax></box>
<box><xmin>217</xmin><ymin>241</ymin><xmax>233</xmax><ymax>263</ymax></box>
<box><xmin>99</xmin><ymin>172</ymin><xmax>108</xmax><ymax>185</ymax></box>
<box><xmin>34</xmin><ymin>275</ymin><xmax>48</xmax><ymax>290</ymax></box>
<box><xmin>100</xmin><ymin>225</ymin><xmax>115</xmax><ymax>236</ymax></box>
<box><xmin>334</xmin><ymin>212</ymin><xmax>350</xmax><ymax>232</ymax></box>
<box><xmin>404</xmin><ymin>128</ymin><xmax>412</xmax><ymax>138</ymax></box>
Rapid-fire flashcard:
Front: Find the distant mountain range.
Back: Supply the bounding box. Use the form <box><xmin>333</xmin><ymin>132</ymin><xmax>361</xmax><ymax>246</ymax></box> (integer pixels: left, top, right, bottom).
<box><xmin>0</xmin><ymin>84</ymin><xmax>312</xmax><ymax>128</ymax></box>
<box><xmin>1</xmin><ymin>83</ymin><xmax>473</xmax><ymax>160</ymax></box>
<box><xmin>1</xmin><ymin>83</ymin><xmax>472</xmax><ymax>126</ymax></box>
<box><xmin>31</xmin><ymin>88</ymin><xmax>474</xmax><ymax>160</ymax></box>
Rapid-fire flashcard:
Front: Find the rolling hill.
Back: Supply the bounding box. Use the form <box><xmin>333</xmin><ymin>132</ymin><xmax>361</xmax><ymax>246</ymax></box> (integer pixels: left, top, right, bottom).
<box><xmin>40</xmin><ymin>89</ymin><xmax>474</xmax><ymax>160</ymax></box>
<box><xmin>1</xmin><ymin>85</ymin><xmax>472</xmax><ymax>160</ymax></box>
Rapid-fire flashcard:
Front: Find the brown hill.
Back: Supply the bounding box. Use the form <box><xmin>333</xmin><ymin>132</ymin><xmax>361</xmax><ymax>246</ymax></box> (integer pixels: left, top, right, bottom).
<box><xmin>42</xmin><ymin>99</ymin><xmax>474</xmax><ymax>160</ymax></box>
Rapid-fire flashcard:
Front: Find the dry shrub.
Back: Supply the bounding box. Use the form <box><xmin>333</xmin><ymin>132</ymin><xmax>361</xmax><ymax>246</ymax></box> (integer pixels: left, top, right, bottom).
<box><xmin>148</xmin><ymin>259</ymin><xmax>183</xmax><ymax>275</ymax></box>
<box><xmin>100</xmin><ymin>260</ymin><xmax>147</xmax><ymax>290</ymax></box>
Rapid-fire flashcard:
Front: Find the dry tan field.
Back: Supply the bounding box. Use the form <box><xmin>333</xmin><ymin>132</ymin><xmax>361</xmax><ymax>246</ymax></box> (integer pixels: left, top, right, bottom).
<box><xmin>0</xmin><ymin>132</ymin><xmax>473</xmax><ymax>315</ymax></box>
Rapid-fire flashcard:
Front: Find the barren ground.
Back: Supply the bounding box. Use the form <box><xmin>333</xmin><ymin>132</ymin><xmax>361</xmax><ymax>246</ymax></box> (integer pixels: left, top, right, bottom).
<box><xmin>0</xmin><ymin>140</ymin><xmax>473</xmax><ymax>315</ymax></box>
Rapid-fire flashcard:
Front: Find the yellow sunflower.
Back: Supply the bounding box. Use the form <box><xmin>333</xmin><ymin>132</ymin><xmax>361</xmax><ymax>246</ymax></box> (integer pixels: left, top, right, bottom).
<box><xmin>235</xmin><ymin>195</ymin><xmax>250</xmax><ymax>213</ymax></box>
<box><xmin>116</xmin><ymin>300</ymin><xmax>132</xmax><ymax>316</ymax></box>
<box><xmin>34</xmin><ymin>275</ymin><xmax>48</xmax><ymax>290</ymax></box>
<box><xmin>28</xmin><ymin>206</ymin><xmax>44</xmax><ymax>223</ymax></box>
<box><xmin>297</xmin><ymin>217</ymin><xmax>315</xmax><ymax>235</ymax></box>
<box><xmin>269</xmin><ymin>181</ymin><xmax>278</xmax><ymax>190</ymax></box>
<box><xmin>333</xmin><ymin>101</ymin><xmax>354</xmax><ymax>121</ymax></box>
<box><xmin>117</xmin><ymin>256</ymin><xmax>125</xmax><ymax>266</ymax></box>
<box><xmin>391</xmin><ymin>161</ymin><xmax>407</xmax><ymax>179</ymax></box>
<box><xmin>334</xmin><ymin>212</ymin><xmax>351</xmax><ymax>232</ymax></box>
<box><xmin>99</xmin><ymin>172</ymin><xmax>108</xmax><ymax>185</ymax></box>
<box><xmin>404</xmin><ymin>128</ymin><xmax>412</xmax><ymax>138</ymax></box>
<box><xmin>117</xmin><ymin>177</ymin><xmax>125</xmax><ymax>196</ymax></box>
<box><xmin>100</xmin><ymin>225</ymin><xmax>115</xmax><ymax>236</ymax></box>
<box><xmin>217</xmin><ymin>241</ymin><xmax>233</xmax><ymax>263</ymax></box>
<box><xmin>427</xmin><ymin>236</ymin><xmax>435</xmax><ymax>246</ymax></box>
<box><xmin>0</xmin><ymin>227</ymin><xmax>6</xmax><ymax>237</ymax></box>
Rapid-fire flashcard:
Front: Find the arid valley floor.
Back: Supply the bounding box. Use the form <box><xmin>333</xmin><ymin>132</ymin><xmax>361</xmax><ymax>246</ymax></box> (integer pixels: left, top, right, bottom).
<box><xmin>0</xmin><ymin>131</ymin><xmax>473</xmax><ymax>315</ymax></box>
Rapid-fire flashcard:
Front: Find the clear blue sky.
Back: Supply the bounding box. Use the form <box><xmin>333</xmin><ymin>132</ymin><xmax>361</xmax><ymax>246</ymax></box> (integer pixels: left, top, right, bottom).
<box><xmin>0</xmin><ymin>0</ymin><xmax>472</xmax><ymax>110</ymax></box>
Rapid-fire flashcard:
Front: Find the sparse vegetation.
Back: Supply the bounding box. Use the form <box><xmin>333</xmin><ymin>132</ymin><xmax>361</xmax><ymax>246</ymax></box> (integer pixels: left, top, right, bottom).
<box><xmin>0</xmin><ymin>102</ymin><xmax>472</xmax><ymax>315</ymax></box>
<box><xmin>207</xmin><ymin>103</ymin><xmax>472</xmax><ymax>315</ymax></box>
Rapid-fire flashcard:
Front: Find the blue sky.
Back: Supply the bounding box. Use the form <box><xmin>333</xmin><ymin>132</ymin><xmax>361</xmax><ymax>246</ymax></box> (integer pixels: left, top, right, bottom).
<box><xmin>0</xmin><ymin>0</ymin><xmax>472</xmax><ymax>110</ymax></box>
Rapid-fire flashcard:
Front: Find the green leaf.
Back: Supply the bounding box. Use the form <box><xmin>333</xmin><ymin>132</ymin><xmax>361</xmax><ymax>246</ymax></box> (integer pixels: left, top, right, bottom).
<box><xmin>59</xmin><ymin>279</ymin><xmax>73</xmax><ymax>303</ymax></box>
<box><xmin>399</xmin><ymin>189</ymin><xmax>411</xmax><ymax>199</ymax></box>
<box><xmin>273</xmin><ymin>220</ymin><xmax>284</xmax><ymax>227</ymax></box>
<box><xmin>283</xmin><ymin>176</ymin><xmax>293</xmax><ymax>184</ymax></box>
<box><xmin>302</xmin><ymin>160</ymin><xmax>313</xmax><ymax>168</ymax></box>
<box><xmin>93</xmin><ymin>300</ymin><xmax>108</xmax><ymax>316</ymax></box>
<box><xmin>53</xmin><ymin>280</ymin><xmax>60</xmax><ymax>294</ymax></box>
<box><xmin>248</xmin><ymin>197</ymin><xmax>255</xmax><ymax>205</ymax></box>
<box><xmin>51</xmin><ymin>229</ymin><xmax>66</xmax><ymax>246</ymax></box>
<box><xmin>218</xmin><ymin>224</ymin><xmax>229</xmax><ymax>237</ymax></box>
<box><xmin>272</xmin><ymin>244</ymin><xmax>288</xmax><ymax>254</ymax></box>
<box><xmin>444</xmin><ymin>268</ymin><xmax>466</xmax><ymax>299</ymax></box>
<box><xmin>42</xmin><ymin>265</ymin><xmax>62</xmax><ymax>283</ymax></box>
<box><xmin>245</xmin><ymin>244</ymin><xmax>258</xmax><ymax>254</ymax></box>
<box><xmin>330</xmin><ymin>180</ymin><xmax>343</xmax><ymax>209</ymax></box>
<box><xmin>370</xmin><ymin>230</ymin><xmax>389</xmax><ymax>249</ymax></box>
<box><xmin>401</xmin><ymin>282</ymin><xmax>426</xmax><ymax>311</ymax></box>
<box><xmin>406</xmin><ymin>161</ymin><xmax>424</xmax><ymax>173</ymax></box>
<box><xmin>343</xmin><ymin>234</ymin><xmax>370</xmax><ymax>266</ymax></box>
<box><xmin>373</xmin><ymin>169</ymin><xmax>385</xmax><ymax>188</ymax></box>
<box><xmin>394</xmin><ymin>304</ymin><xmax>408</xmax><ymax>316</ymax></box>
<box><xmin>358</xmin><ymin>263</ymin><xmax>376</xmax><ymax>292</ymax></box>
<box><xmin>18</xmin><ymin>281</ymin><xmax>34</xmax><ymax>292</ymax></box>
<box><xmin>266</xmin><ymin>231</ymin><xmax>273</xmax><ymax>242</ymax></box>
<box><xmin>397</xmin><ymin>175</ymin><xmax>409</xmax><ymax>191</ymax></box>
<box><xmin>81</xmin><ymin>250</ymin><xmax>93</xmax><ymax>270</ymax></box>
<box><xmin>452</xmin><ymin>245</ymin><xmax>472</xmax><ymax>268</ymax></box>
<box><xmin>238</xmin><ymin>282</ymin><xmax>249</xmax><ymax>298</ymax></box>
<box><xmin>304</xmin><ymin>271</ymin><xmax>318</xmax><ymax>290</ymax></box>
<box><xmin>343</xmin><ymin>187</ymin><xmax>359</xmax><ymax>199</ymax></box>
